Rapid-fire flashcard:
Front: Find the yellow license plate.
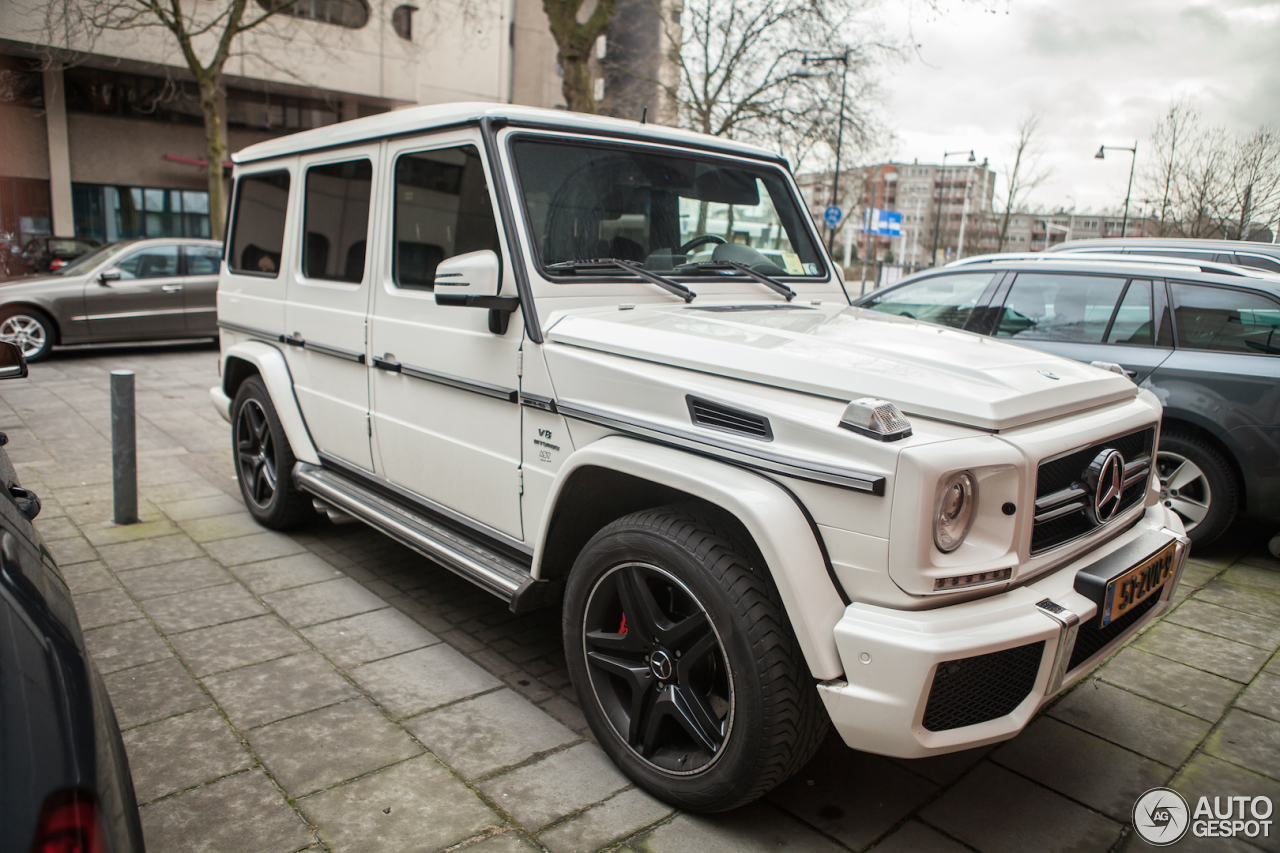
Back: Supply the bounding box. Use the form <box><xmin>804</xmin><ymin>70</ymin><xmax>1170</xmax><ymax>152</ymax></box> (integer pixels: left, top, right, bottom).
<box><xmin>1101</xmin><ymin>541</ymin><xmax>1176</xmax><ymax>626</ymax></box>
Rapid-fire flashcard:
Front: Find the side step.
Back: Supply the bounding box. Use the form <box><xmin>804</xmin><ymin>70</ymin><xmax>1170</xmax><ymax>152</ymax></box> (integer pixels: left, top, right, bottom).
<box><xmin>293</xmin><ymin>462</ymin><xmax>561</xmax><ymax>613</ymax></box>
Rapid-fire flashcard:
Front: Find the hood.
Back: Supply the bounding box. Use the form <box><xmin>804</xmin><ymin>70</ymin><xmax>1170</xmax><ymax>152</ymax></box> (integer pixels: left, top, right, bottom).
<box><xmin>545</xmin><ymin>303</ymin><xmax>1138</xmax><ymax>431</ymax></box>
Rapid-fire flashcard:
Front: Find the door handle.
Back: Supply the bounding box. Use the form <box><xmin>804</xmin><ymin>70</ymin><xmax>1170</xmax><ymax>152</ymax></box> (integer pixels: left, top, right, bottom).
<box><xmin>9</xmin><ymin>486</ymin><xmax>40</xmax><ymax>521</ymax></box>
<box><xmin>284</xmin><ymin>333</ymin><xmax>305</xmax><ymax>347</ymax></box>
<box><xmin>162</xmin><ymin>284</ymin><xmax>184</xmax><ymax>292</ymax></box>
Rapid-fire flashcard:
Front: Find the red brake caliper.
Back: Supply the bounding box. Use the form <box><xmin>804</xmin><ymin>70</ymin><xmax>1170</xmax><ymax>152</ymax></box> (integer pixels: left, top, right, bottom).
<box><xmin>618</xmin><ymin>613</ymin><xmax>627</xmax><ymax>634</ymax></box>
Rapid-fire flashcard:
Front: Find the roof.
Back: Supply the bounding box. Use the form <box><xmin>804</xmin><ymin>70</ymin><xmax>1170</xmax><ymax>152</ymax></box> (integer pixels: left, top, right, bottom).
<box><xmin>232</xmin><ymin>102</ymin><xmax>781</xmax><ymax>165</ymax></box>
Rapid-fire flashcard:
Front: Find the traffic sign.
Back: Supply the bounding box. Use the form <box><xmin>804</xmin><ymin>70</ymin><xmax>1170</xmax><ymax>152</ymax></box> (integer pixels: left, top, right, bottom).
<box><xmin>862</xmin><ymin>208</ymin><xmax>902</xmax><ymax>237</ymax></box>
<box><xmin>823</xmin><ymin>206</ymin><xmax>843</xmax><ymax>229</ymax></box>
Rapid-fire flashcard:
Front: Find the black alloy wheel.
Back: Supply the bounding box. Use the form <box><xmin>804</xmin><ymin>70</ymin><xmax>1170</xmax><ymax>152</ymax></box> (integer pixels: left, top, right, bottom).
<box><xmin>237</xmin><ymin>398</ymin><xmax>278</xmax><ymax>509</ymax></box>
<box><xmin>231</xmin><ymin>377</ymin><xmax>314</xmax><ymax>529</ymax></box>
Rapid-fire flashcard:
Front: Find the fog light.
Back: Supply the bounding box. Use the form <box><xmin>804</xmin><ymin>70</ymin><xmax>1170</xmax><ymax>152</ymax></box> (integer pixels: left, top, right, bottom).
<box><xmin>934</xmin><ymin>471</ymin><xmax>978</xmax><ymax>552</ymax></box>
<box><xmin>934</xmin><ymin>567</ymin><xmax>1012</xmax><ymax>591</ymax></box>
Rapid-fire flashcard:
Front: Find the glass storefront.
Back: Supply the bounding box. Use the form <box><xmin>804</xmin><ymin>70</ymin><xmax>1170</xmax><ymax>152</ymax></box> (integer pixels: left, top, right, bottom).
<box><xmin>72</xmin><ymin>183</ymin><xmax>211</xmax><ymax>243</ymax></box>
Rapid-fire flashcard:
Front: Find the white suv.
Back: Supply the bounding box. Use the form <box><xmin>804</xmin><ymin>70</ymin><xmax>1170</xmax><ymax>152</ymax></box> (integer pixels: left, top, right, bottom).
<box><xmin>212</xmin><ymin>104</ymin><xmax>1190</xmax><ymax>811</ymax></box>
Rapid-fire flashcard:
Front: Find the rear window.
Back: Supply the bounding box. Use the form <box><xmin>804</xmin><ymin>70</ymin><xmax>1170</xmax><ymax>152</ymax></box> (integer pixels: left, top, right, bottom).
<box><xmin>229</xmin><ymin>171</ymin><xmax>290</xmax><ymax>277</ymax></box>
<box><xmin>1171</xmin><ymin>282</ymin><xmax>1280</xmax><ymax>355</ymax></box>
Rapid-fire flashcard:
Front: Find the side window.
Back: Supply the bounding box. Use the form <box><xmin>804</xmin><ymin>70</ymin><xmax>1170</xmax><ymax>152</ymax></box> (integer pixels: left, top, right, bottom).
<box><xmin>303</xmin><ymin>158</ymin><xmax>373</xmax><ymax>283</ymax></box>
<box><xmin>115</xmin><ymin>245</ymin><xmax>178</xmax><ymax>279</ymax></box>
<box><xmin>185</xmin><ymin>245</ymin><xmax>222</xmax><ymax>276</ymax></box>
<box><xmin>1105</xmin><ymin>279</ymin><xmax>1153</xmax><ymax>345</ymax></box>
<box><xmin>1171</xmin><ymin>282</ymin><xmax>1280</xmax><ymax>355</ymax></box>
<box><xmin>861</xmin><ymin>272</ymin><xmax>994</xmax><ymax>329</ymax></box>
<box><xmin>230</xmin><ymin>171</ymin><xmax>290</xmax><ymax>277</ymax></box>
<box><xmin>393</xmin><ymin>144</ymin><xmax>501</xmax><ymax>289</ymax></box>
<box><xmin>1234</xmin><ymin>254</ymin><xmax>1280</xmax><ymax>274</ymax></box>
<box><xmin>996</xmin><ymin>273</ymin><xmax>1126</xmax><ymax>342</ymax></box>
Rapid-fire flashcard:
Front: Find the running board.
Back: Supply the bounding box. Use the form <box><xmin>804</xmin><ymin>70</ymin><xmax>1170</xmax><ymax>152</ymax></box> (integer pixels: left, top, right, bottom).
<box><xmin>293</xmin><ymin>463</ymin><xmax>560</xmax><ymax>613</ymax></box>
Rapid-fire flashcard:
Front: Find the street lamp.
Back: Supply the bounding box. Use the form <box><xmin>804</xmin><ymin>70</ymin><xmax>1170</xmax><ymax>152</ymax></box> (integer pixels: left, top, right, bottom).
<box><xmin>1095</xmin><ymin>142</ymin><xmax>1138</xmax><ymax>238</ymax></box>
<box><xmin>797</xmin><ymin>50</ymin><xmax>851</xmax><ymax>254</ymax></box>
<box><xmin>931</xmin><ymin>149</ymin><xmax>975</xmax><ymax>266</ymax></box>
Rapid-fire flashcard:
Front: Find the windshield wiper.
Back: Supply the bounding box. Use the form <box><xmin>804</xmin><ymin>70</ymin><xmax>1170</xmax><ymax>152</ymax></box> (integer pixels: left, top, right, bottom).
<box><xmin>547</xmin><ymin>258</ymin><xmax>696</xmax><ymax>303</ymax></box>
<box><xmin>675</xmin><ymin>261</ymin><xmax>796</xmax><ymax>302</ymax></box>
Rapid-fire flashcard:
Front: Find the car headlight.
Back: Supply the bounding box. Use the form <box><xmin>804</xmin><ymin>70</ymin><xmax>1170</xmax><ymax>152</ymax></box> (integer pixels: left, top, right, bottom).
<box><xmin>934</xmin><ymin>471</ymin><xmax>978</xmax><ymax>553</ymax></box>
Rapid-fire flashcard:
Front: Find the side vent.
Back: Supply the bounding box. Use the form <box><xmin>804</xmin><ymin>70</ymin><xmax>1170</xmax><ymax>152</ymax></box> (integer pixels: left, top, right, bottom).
<box><xmin>686</xmin><ymin>396</ymin><xmax>773</xmax><ymax>441</ymax></box>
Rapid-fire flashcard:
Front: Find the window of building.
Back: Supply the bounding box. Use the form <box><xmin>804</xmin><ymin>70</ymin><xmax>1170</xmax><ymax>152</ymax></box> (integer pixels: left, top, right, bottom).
<box><xmin>1171</xmin><ymin>283</ymin><xmax>1280</xmax><ymax>355</ymax></box>
<box><xmin>392</xmin><ymin>4</ymin><xmax>415</xmax><ymax>39</ymax></box>
<box><xmin>257</xmin><ymin>0</ymin><xmax>369</xmax><ymax>28</ymax></box>
<box><xmin>393</xmin><ymin>144</ymin><xmax>501</xmax><ymax>289</ymax></box>
<box><xmin>0</xmin><ymin>178</ymin><xmax>52</xmax><ymax>252</ymax></box>
<box><xmin>71</xmin><ymin>184</ymin><xmax>211</xmax><ymax>243</ymax></box>
<box><xmin>230</xmin><ymin>171</ymin><xmax>291</xmax><ymax>277</ymax></box>
<box><xmin>0</xmin><ymin>57</ymin><xmax>44</xmax><ymax>108</ymax></box>
<box><xmin>303</xmin><ymin>159</ymin><xmax>373</xmax><ymax>283</ymax></box>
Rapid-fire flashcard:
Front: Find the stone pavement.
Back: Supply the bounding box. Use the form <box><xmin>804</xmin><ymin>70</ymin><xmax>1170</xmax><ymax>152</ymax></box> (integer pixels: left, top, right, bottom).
<box><xmin>3</xmin><ymin>340</ymin><xmax>1278</xmax><ymax>853</ymax></box>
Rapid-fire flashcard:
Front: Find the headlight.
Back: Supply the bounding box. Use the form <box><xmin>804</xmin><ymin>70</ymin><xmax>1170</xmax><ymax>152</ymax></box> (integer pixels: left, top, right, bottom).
<box><xmin>934</xmin><ymin>471</ymin><xmax>978</xmax><ymax>553</ymax></box>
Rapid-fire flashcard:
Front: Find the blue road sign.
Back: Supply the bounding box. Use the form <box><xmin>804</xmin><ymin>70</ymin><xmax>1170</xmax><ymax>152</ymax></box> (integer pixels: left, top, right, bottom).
<box><xmin>823</xmin><ymin>206</ymin><xmax>843</xmax><ymax>229</ymax></box>
<box><xmin>862</xmin><ymin>208</ymin><xmax>902</xmax><ymax>237</ymax></box>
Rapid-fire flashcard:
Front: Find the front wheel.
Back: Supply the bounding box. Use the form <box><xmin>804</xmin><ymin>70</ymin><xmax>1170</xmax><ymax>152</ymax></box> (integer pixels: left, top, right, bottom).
<box><xmin>563</xmin><ymin>505</ymin><xmax>827</xmax><ymax>812</ymax></box>
<box><xmin>0</xmin><ymin>308</ymin><xmax>54</xmax><ymax>361</ymax></box>
<box><xmin>231</xmin><ymin>377</ymin><xmax>315</xmax><ymax>529</ymax></box>
<box><xmin>1156</xmin><ymin>430</ymin><xmax>1239</xmax><ymax>546</ymax></box>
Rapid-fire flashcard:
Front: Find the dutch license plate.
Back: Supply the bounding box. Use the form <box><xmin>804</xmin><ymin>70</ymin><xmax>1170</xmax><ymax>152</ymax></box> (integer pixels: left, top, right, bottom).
<box><xmin>1101</xmin><ymin>541</ymin><xmax>1176</xmax><ymax>627</ymax></box>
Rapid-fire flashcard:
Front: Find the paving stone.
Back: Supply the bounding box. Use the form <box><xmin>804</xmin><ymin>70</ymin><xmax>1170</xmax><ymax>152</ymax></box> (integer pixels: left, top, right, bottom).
<box><xmin>142</xmin><ymin>479</ymin><xmax>226</xmax><ymax>504</ymax></box>
<box><xmin>84</xmin><ymin>619</ymin><xmax>172</xmax><ymax>673</ymax></box>
<box><xmin>1222</xmin><ymin>563</ymin><xmax>1280</xmax><ymax>596</ymax></box>
<box><xmin>351</xmin><ymin>644</ymin><xmax>502</xmax><ymax>719</ymax></box>
<box><xmin>1237</xmin><ymin>672</ymin><xmax>1280</xmax><ymax>723</ymax></box>
<box><xmin>168</xmin><ymin>614</ymin><xmax>309</xmax><ymax>677</ymax></box>
<box><xmin>1167</xmin><ymin>599</ymin><xmax>1280</xmax><ymax>650</ymax></box>
<box><xmin>232</xmin><ymin>551</ymin><xmax>345</xmax><ymax>595</ymax></box>
<box><xmin>478</xmin><ymin>742</ymin><xmax>630</xmax><ymax>831</ymax></box>
<box><xmin>160</xmin><ymin>493</ymin><xmax>246</xmax><ymax>522</ymax></box>
<box><xmin>1176</xmin><ymin>561</ymin><xmax>1221</xmax><ymax>594</ymax></box>
<box><xmin>142</xmin><ymin>583</ymin><xmax>267</xmax><ymax>634</ymax></box>
<box><xmin>768</xmin><ymin>737</ymin><xmax>937</xmax><ymax>849</ymax></box>
<box><xmin>1050</xmin><ymin>681</ymin><xmax>1211</xmax><ymax>767</ymax></box>
<box><xmin>1203</xmin><ymin>710</ymin><xmax>1280</xmax><ymax>781</ymax></box>
<box><xmin>539</xmin><ymin>695</ymin><xmax>590</xmax><ymax>736</ymax></box>
<box><xmin>922</xmin><ymin>761</ymin><xmax>1121</xmax><ymax>853</ymax></box>
<box><xmin>991</xmin><ymin>715</ymin><xmax>1170</xmax><ymax>822</ymax></box>
<box><xmin>203</xmin><ymin>651</ymin><xmax>358</xmax><ymax>729</ymax></box>
<box><xmin>1100</xmin><ymin>647</ymin><xmax>1243</xmax><ymax>721</ymax></box>
<box><xmin>179</xmin><ymin>512</ymin><xmax>270</xmax><ymax>543</ymax></box>
<box><xmin>1168</xmin><ymin>754</ymin><xmax>1280</xmax><ymax>853</ymax></box>
<box><xmin>250</xmin><ymin>699</ymin><xmax>422</xmax><ymax>797</ymax></box>
<box><xmin>203</xmin><ymin>530</ymin><xmax>305</xmax><ymax>566</ymax></box>
<box><xmin>97</xmin><ymin>534</ymin><xmax>205</xmax><ymax>572</ymax></box>
<box><xmin>539</xmin><ymin>787</ymin><xmax>674</xmax><ymax>853</ymax></box>
<box><xmin>139</xmin><ymin>769</ymin><xmax>313</xmax><ymax>853</ymax></box>
<box><xmin>1135</xmin><ymin>621</ymin><xmax>1271</xmax><ymax>683</ymax></box>
<box><xmin>404</xmin><ymin>688</ymin><xmax>578</xmax><ymax>780</ymax></box>
<box><xmin>72</xmin><ymin>585</ymin><xmax>143</xmax><ymax>629</ymax></box>
<box><xmin>303</xmin><ymin>607</ymin><xmax>440</xmax><ymax>670</ymax></box>
<box><xmin>46</xmin><ymin>535</ymin><xmax>98</xmax><ymax>566</ymax></box>
<box><xmin>35</xmin><ymin>514</ymin><xmax>84</xmax><ymax>541</ymax></box>
<box><xmin>103</xmin><ymin>656</ymin><xmax>210</xmax><ymax>729</ymax></box>
<box><xmin>872</xmin><ymin>821</ymin><xmax>971</xmax><ymax>853</ymax></box>
<box><xmin>1195</xmin><ymin>581</ymin><xmax>1280</xmax><ymax>621</ymax></box>
<box><xmin>57</xmin><ymin>560</ymin><xmax>116</xmax><ymax>595</ymax></box>
<box><xmin>459</xmin><ymin>833</ymin><xmax>542</xmax><ymax>853</ymax></box>
<box><xmin>123</xmin><ymin>707</ymin><xmax>254</xmax><ymax>803</ymax></box>
<box><xmin>115</xmin><ymin>557</ymin><xmax>235</xmax><ymax>600</ymax></box>
<box><xmin>299</xmin><ymin>755</ymin><xmax>499</xmax><ymax>853</ymax></box>
<box><xmin>262</xmin><ymin>577</ymin><xmax>387</xmax><ymax>628</ymax></box>
<box><xmin>632</xmin><ymin>808</ymin><xmax>847</xmax><ymax>853</ymax></box>
<box><xmin>67</xmin><ymin>498</ymin><xmax>160</xmax><ymax>527</ymax></box>
<box><xmin>82</xmin><ymin>519</ymin><xmax>181</xmax><ymax>547</ymax></box>
<box><xmin>893</xmin><ymin>745</ymin><xmax>993</xmax><ymax>786</ymax></box>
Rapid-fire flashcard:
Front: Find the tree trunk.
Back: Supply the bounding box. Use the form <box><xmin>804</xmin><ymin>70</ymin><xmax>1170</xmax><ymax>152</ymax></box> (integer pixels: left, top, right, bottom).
<box><xmin>542</xmin><ymin>0</ymin><xmax>616</xmax><ymax>115</ymax></box>
<box><xmin>560</xmin><ymin>49</ymin><xmax>596</xmax><ymax>114</ymax></box>
<box><xmin>198</xmin><ymin>74</ymin><xmax>229</xmax><ymax>240</ymax></box>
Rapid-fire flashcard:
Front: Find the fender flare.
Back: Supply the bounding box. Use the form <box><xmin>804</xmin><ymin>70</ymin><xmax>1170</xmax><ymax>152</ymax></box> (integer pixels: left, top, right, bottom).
<box><xmin>217</xmin><ymin>340</ymin><xmax>320</xmax><ymax>465</ymax></box>
<box><xmin>534</xmin><ymin>436</ymin><xmax>846</xmax><ymax>680</ymax></box>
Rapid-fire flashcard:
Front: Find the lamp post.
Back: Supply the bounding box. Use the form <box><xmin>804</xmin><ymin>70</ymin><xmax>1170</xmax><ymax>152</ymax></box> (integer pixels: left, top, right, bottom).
<box><xmin>931</xmin><ymin>149</ymin><xmax>975</xmax><ymax>266</ymax></box>
<box><xmin>798</xmin><ymin>50</ymin><xmax>851</xmax><ymax>255</ymax></box>
<box><xmin>1095</xmin><ymin>142</ymin><xmax>1138</xmax><ymax>238</ymax></box>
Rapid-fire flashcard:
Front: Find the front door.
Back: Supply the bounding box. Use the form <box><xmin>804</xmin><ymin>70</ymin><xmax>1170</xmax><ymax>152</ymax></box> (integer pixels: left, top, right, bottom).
<box><xmin>83</xmin><ymin>243</ymin><xmax>187</xmax><ymax>339</ymax></box>
<box><xmin>368</xmin><ymin>135</ymin><xmax>524</xmax><ymax>539</ymax></box>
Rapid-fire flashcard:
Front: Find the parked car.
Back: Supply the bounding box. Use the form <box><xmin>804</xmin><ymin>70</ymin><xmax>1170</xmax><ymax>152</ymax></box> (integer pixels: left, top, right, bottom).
<box><xmin>1046</xmin><ymin>237</ymin><xmax>1280</xmax><ymax>274</ymax></box>
<box><xmin>0</xmin><ymin>237</ymin><xmax>223</xmax><ymax>361</ymax></box>
<box><xmin>0</xmin><ymin>340</ymin><xmax>146</xmax><ymax>852</ymax></box>
<box><xmin>20</xmin><ymin>236</ymin><xmax>102</xmax><ymax>275</ymax></box>
<box><xmin>857</xmin><ymin>253</ymin><xmax>1280</xmax><ymax>545</ymax></box>
<box><xmin>213</xmin><ymin>103</ymin><xmax>1191</xmax><ymax>811</ymax></box>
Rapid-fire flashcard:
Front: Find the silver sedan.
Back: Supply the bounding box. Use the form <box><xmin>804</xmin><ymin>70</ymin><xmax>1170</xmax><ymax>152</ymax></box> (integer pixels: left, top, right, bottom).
<box><xmin>0</xmin><ymin>237</ymin><xmax>223</xmax><ymax>361</ymax></box>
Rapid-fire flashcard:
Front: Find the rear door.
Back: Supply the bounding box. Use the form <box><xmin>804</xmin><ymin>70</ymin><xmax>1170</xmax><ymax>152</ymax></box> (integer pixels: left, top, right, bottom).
<box><xmin>82</xmin><ymin>243</ymin><xmax>186</xmax><ymax>339</ymax></box>
<box><xmin>181</xmin><ymin>244</ymin><xmax>222</xmax><ymax>334</ymax></box>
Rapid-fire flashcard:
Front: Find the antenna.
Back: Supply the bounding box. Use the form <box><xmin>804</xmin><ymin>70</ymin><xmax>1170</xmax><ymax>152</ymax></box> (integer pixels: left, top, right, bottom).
<box><xmin>641</xmin><ymin>106</ymin><xmax>648</xmax><ymax>124</ymax></box>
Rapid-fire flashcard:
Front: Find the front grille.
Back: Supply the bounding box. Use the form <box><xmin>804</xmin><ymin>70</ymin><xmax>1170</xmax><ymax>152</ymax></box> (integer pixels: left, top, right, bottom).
<box><xmin>1067</xmin><ymin>591</ymin><xmax>1160</xmax><ymax>672</ymax></box>
<box><xmin>922</xmin><ymin>641</ymin><xmax>1045</xmax><ymax>732</ymax></box>
<box><xmin>686</xmin><ymin>396</ymin><xmax>773</xmax><ymax>440</ymax></box>
<box><xmin>1031</xmin><ymin>426</ymin><xmax>1155</xmax><ymax>554</ymax></box>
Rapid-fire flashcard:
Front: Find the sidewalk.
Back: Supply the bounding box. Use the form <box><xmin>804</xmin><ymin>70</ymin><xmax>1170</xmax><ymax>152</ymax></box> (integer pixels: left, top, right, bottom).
<box><xmin>4</xmin><ymin>342</ymin><xmax>1278</xmax><ymax>853</ymax></box>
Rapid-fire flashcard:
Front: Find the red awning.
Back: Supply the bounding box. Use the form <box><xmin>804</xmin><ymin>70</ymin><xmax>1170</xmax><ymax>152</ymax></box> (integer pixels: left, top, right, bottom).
<box><xmin>164</xmin><ymin>154</ymin><xmax>234</xmax><ymax>168</ymax></box>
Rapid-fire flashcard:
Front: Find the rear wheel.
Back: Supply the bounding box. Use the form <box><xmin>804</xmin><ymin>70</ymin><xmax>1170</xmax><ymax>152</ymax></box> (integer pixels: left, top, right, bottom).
<box><xmin>1156</xmin><ymin>430</ymin><xmax>1238</xmax><ymax>546</ymax></box>
<box><xmin>232</xmin><ymin>377</ymin><xmax>314</xmax><ymax>529</ymax></box>
<box><xmin>563</xmin><ymin>505</ymin><xmax>827</xmax><ymax>812</ymax></box>
<box><xmin>0</xmin><ymin>308</ymin><xmax>54</xmax><ymax>361</ymax></box>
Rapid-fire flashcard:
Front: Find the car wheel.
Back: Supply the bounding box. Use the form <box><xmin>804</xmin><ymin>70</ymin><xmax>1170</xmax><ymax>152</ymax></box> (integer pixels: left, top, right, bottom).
<box><xmin>563</xmin><ymin>504</ymin><xmax>828</xmax><ymax>812</ymax></box>
<box><xmin>232</xmin><ymin>377</ymin><xmax>315</xmax><ymax>529</ymax></box>
<box><xmin>1156</xmin><ymin>430</ymin><xmax>1238</xmax><ymax>547</ymax></box>
<box><xmin>0</xmin><ymin>308</ymin><xmax>54</xmax><ymax>361</ymax></box>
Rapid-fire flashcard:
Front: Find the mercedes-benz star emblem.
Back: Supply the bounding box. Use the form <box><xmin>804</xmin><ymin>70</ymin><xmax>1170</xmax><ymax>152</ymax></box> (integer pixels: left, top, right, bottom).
<box><xmin>1086</xmin><ymin>449</ymin><xmax>1126</xmax><ymax>523</ymax></box>
<box><xmin>649</xmin><ymin>650</ymin><xmax>673</xmax><ymax>681</ymax></box>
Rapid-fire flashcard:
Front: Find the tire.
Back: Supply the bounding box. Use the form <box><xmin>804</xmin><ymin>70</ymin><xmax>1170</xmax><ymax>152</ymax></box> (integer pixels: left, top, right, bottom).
<box><xmin>563</xmin><ymin>504</ymin><xmax>828</xmax><ymax>812</ymax></box>
<box><xmin>1156</xmin><ymin>429</ymin><xmax>1239</xmax><ymax>547</ymax></box>
<box><xmin>231</xmin><ymin>377</ymin><xmax>315</xmax><ymax>529</ymax></box>
<box><xmin>0</xmin><ymin>307</ymin><xmax>55</xmax><ymax>362</ymax></box>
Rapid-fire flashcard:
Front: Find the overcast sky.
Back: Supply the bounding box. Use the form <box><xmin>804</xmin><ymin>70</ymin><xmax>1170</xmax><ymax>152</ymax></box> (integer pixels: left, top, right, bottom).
<box><xmin>873</xmin><ymin>0</ymin><xmax>1280</xmax><ymax>214</ymax></box>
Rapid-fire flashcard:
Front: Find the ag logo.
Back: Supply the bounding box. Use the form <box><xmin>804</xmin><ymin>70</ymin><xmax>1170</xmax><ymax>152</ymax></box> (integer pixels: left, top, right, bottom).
<box><xmin>1133</xmin><ymin>787</ymin><xmax>1190</xmax><ymax>846</ymax></box>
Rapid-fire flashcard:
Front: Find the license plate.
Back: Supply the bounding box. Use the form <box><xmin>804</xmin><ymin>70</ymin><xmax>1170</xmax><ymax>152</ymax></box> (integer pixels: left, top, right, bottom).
<box><xmin>1101</xmin><ymin>541</ymin><xmax>1176</xmax><ymax>627</ymax></box>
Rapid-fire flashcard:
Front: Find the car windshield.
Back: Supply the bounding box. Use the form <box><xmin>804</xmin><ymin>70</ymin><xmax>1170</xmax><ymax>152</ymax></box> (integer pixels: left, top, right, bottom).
<box><xmin>511</xmin><ymin>138</ymin><xmax>825</xmax><ymax>278</ymax></box>
<box><xmin>53</xmin><ymin>241</ymin><xmax>137</xmax><ymax>276</ymax></box>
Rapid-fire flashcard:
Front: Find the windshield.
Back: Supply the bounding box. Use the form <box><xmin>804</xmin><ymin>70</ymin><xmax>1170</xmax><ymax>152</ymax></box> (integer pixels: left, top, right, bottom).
<box><xmin>511</xmin><ymin>138</ymin><xmax>825</xmax><ymax>278</ymax></box>
<box><xmin>54</xmin><ymin>241</ymin><xmax>138</xmax><ymax>276</ymax></box>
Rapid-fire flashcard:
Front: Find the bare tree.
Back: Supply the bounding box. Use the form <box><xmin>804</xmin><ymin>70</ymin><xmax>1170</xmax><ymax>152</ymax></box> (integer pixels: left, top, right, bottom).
<box><xmin>1141</xmin><ymin>99</ymin><xmax>1199</xmax><ymax>236</ymax></box>
<box><xmin>995</xmin><ymin>113</ymin><xmax>1050</xmax><ymax>252</ymax></box>
<box><xmin>543</xmin><ymin>0</ymin><xmax>618</xmax><ymax>114</ymax></box>
<box><xmin>1219</xmin><ymin>126</ymin><xmax>1280</xmax><ymax>240</ymax></box>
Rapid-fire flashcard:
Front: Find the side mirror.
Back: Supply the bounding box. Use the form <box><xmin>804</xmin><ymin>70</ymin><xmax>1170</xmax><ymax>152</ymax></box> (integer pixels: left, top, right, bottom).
<box><xmin>99</xmin><ymin>268</ymin><xmax>121</xmax><ymax>285</ymax></box>
<box><xmin>433</xmin><ymin>250</ymin><xmax>520</xmax><ymax>334</ymax></box>
<box><xmin>0</xmin><ymin>341</ymin><xmax>28</xmax><ymax>380</ymax></box>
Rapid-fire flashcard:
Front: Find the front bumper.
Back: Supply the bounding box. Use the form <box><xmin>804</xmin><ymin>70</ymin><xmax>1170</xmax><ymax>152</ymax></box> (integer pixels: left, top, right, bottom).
<box><xmin>818</xmin><ymin>504</ymin><xmax>1190</xmax><ymax>758</ymax></box>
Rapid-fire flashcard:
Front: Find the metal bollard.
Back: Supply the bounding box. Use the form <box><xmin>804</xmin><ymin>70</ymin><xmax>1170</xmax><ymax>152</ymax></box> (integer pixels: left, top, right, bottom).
<box><xmin>111</xmin><ymin>370</ymin><xmax>137</xmax><ymax>525</ymax></box>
